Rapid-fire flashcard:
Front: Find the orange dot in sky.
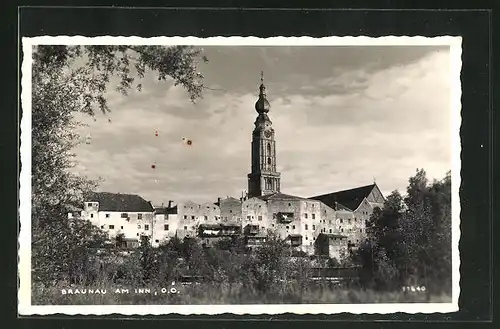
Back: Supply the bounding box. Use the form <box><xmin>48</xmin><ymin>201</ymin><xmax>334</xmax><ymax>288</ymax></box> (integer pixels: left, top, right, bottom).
<box><xmin>187</xmin><ymin>140</ymin><xmax>193</xmax><ymax>146</ymax></box>
<box><xmin>151</xmin><ymin>164</ymin><xmax>156</xmax><ymax>169</ymax></box>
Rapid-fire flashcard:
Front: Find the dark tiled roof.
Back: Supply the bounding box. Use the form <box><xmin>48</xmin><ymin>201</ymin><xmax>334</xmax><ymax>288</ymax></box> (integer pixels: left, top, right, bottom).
<box><xmin>309</xmin><ymin>184</ymin><xmax>376</xmax><ymax>211</ymax></box>
<box><xmin>154</xmin><ymin>206</ymin><xmax>178</xmax><ymax>215</ymax></box>
<box><xmin>86</xmin><ymin>192</ymin><xmax>154</xmax><ymax>212</ymax></box>
<box><xmin>335</xmin><ymin>203</ymin><xmax>353</xmax><ymax>211</ymax></box>
<box><xmin>258</xmin><ymin>192</ymin><xmax>307</xmax><ymax>201</ymax></box>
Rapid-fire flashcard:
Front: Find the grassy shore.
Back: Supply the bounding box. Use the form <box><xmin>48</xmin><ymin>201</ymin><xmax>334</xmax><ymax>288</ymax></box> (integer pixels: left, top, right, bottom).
<box><xmin>32</xmin><ymin>281</ymin><xmax>452</xmax><ymax>305</ymax></box>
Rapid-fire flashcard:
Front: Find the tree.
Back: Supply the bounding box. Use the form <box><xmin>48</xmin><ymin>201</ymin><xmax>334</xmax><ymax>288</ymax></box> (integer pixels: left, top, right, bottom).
<box><xmin>400</xmin><ymin>169</ymin><xmax>452</xmax><ymax>293</ymax></box>
<box><xmin>31</xmin><ymin>45</ymin><xmax>207</xmax><ymax>285</ymax></box>
<box><xmin>355</xmin><ymin>169</ymin><xmax>452</xmax><ymax>293</ymax></box>
<box><xmin>243</xmin><ymin>232</ymin><xmax>293</xmax><ymax>295</ymax></box>
<box><xmin>357</xmin><ymin>191</ymin><xmax>405</xmax><ymax>289</ymax></box>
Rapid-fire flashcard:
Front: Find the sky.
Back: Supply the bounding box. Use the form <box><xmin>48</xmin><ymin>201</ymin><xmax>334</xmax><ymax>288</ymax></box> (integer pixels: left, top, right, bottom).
<box><xmin>70</xmin><ymin>45</ymin><xmax>453</xmax><ymax>205</ymax></box>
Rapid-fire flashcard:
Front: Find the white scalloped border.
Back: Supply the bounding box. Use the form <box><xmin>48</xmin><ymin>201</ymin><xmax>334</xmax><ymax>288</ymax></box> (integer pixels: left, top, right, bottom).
<box><xmin>19</xmin><ymin>36</ymin><xmax>462</xmax><ymax>316</ymax></box>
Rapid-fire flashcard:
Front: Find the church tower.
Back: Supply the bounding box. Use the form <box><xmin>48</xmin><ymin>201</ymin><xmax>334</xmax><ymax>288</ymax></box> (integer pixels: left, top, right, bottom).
<box><xmin>247</xmin><ymin>72</ymin><xmax>281</xmax><ymax>198</ymax></box>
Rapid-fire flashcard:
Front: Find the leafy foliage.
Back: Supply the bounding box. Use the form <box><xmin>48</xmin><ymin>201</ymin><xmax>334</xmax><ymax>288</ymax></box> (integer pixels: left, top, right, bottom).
<box><xmin>355</xmin><ymin>169</ymin><xmax>452</xmax><ymax>294</ymax></box>
<box><xmin>31</xmin><ymin>45</ymin><xmax>206</xmax><ymax>285</ymax></box>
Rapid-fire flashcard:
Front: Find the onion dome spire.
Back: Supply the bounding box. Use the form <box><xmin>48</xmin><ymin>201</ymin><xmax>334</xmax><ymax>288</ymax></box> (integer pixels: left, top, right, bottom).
<box><xmin>255</xmin><ymin>71</ymin><xmax>271</xmax><ymax>114</ymax></box>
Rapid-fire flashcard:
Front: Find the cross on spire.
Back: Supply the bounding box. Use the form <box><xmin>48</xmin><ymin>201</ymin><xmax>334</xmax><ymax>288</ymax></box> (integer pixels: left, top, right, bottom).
<box><xmin>260</xmin><ymin>71</ymin><xmax>264</xmax><ymax>83</ymax></box>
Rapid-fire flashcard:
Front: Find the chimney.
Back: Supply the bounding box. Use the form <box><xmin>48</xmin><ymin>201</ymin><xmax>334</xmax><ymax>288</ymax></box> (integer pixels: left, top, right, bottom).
<box><xmin>168</xmin><ymin>200</ymin><xmax>173</xmax><ymax>208</ymax></box>
<box><xmin>217</xmin><ymin>197</ymin><xmax>221</xmax><ymax>205</ymax></box>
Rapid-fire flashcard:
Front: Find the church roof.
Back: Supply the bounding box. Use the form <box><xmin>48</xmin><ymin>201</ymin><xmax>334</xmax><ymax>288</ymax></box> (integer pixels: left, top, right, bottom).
<box><xmin>257</xmin><ymin>192</ymin><xmax>308</xmax><ymax>201</ymax></box>
<box><xmin>309</xmin><ymin>184</ymin><xmax>377</xmax><ymax>212</ymax></box>
<box><xmin>86</xmin><ymin>192</ymin><xmax>154</xmax><ymax>212</ymax></box>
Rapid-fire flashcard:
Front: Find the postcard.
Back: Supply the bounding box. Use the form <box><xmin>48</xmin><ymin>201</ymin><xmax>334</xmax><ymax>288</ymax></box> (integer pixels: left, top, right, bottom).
<box><xmin>19</xmin><ymin>36</ymin><xmax>462</xmax><ymax>315</ymax></box>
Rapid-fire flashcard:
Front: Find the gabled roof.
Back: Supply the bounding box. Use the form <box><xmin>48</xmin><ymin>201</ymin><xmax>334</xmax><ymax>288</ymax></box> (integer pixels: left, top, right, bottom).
<box><xmin>155</xmin><ymin>205</ymin><xmax>178</xmax><ymax>215</ymax></box>
<box><xmin>86</xmin><ymin>192</ymin><xmax>154</xmax><ymax>212</ymax></box>
<box><xmin>258</xmin><ymin>192</ymin><xmax>307</xmax><ymax>202</ymax></box>
<box><xmin>309</xmin><ymin>184</ymin><xmax>377</xmax><ymax>211</ymax></box>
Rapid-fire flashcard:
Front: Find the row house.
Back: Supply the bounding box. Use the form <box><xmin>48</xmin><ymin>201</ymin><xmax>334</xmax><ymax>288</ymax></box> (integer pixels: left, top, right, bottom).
<box><xmin>80</xmin><ymin>192</ymin><xmax>155</xmax><ymax>248</ymax></box>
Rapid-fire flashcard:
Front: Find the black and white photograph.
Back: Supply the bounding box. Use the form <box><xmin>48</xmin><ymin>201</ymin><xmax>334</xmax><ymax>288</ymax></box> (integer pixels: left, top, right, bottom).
<box><xmin>19</xmin><ymin>36</ymin><xmax>461</xmax><ymax>315</ymax></box>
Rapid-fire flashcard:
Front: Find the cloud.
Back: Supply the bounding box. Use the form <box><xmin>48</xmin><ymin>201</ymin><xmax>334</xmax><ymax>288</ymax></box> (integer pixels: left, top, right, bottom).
<box><xmin>70</xmin><ymin>46</ymin><xmax>453</xmax><ymax>205</ymax></box>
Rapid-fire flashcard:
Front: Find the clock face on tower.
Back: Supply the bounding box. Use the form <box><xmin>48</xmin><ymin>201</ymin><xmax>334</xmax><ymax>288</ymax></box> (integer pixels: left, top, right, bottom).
<box><xmin>264</xmin><ymin>130</ymin><xmax>272</xmax><ymax>138</ymax></box>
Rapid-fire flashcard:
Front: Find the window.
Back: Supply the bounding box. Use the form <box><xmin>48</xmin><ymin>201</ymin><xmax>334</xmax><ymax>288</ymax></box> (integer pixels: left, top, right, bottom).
<box><xmin>312</xmin><ymin>225</ymin><xmax>316</xmax><ymax>230</ymax></box>
<box><xmin>101</xmin><ymin>225</ymin><xmax>104</xmax><ymax>229</ymax></box>
<box><xmin>144</xmin><ymin>225</ymin><xmax>150</xmax><ymax>230</ymax></box>
<box><xmin>355</xmin><ymin>218</ymin><xmax>358</xmax><ymax>222</ymax></box>
<box><xmin>247</xmin><ymin>216</ymin><xmax>251</xmax><ymax>220</ymax></box>
<box><xmin>271</xmin><ymin>224</ymin><xmax>275</xmax><ymax>227</ymax></box>
<box><xmin>105</xmin><ymin>214</ymin><xmax>110</xmax><ymax>218</ymax></box>
<box><xmin>288</xmin><ymin>203</ymin><xmax>291</xmax><ymax>207</ymax></box>
<box><xmin>204</xmin><ymin>216</ymin><xmax>208</xmax><ymax>220</ymax></box>
<box><xmin>261</xmin><ymin>226</ymin><xmax>265</xmax><ymax>230</ymax></box>
<box><xmin>230</xmin><ymin>210</ymin><xmax>233</xmax><ymax>213</ymax></box>
<box><xmin>310</xmin><ymin>242</ymin><xmax>313</xmax><ymax>246</ymax></box>
<box><xmin>329</xmin><ymin>229</ymin><xmax>332</xmax><ymax>233</ymax></box>
<box><xmin>329</xmin><ymin>220</ymin><xmax>331</xmax><ymax>224</ymax></box>
<box><xmin>136</xmin><ymin>233</ymin><xmax>139</xmax><ymax>236</ymax></box>
<box><xmin>305</xmin><ymin>213</ymin><xmax>308</xmax><ymax>219</ymax></box>
<box><xmin>120</xmin><ymin>226</ymin><xmax>123</xmax><ymax>229</ymax></box>
<box><xmin>341</xmin><ymin>228</ymin><xmax>344</xmax><ymax>233</ymax></box>
<box><xmin>305</xmin><ymin>236</ymin><xmax>308</xmax><ymax>240</ymax></box>
<box><xmin>87</xmin><ymin>202</ymin><xmax>92</xmax><ymax>207</ymax></box>
<box><xmin>312</xmin><ymin>214</ymin><xmax>315</xmax><ymax>219</ymax></box>
<box><xmin>286</xmin><ymin>226</ymin><xmax>289</xmax><ymax>229</ymax></box>
<box><xmin>348</xmin><ymin>219</ymin><xmax>352</xmax><ymax>224</ymax></box>
<box><xmin>305</xmin><ymin>224</ymin><xmax>308</xmax><ymax>230</ymax></box>
<box><xmin>121</xmin><ymin>213</ymin><xmax>128</xmax><ymax>218</ymax></box>
<box><xmin>90</xmin><ymin>214</ymin><xmax>94</xmax><ymax>218</ymax></box>
<box><xmin>184</xmin><ymin>226</ymin><xmax>187</xmax><ymax>230</ymax></box>
<box><xmin>137</xmin><ymin>224</ymin><xmax>141</xmax><ymax>229</ymax></box>
<box><xmin>267</xmin><ymin>143</ymin><xmax>271</xmax><ymax>153</ymax></box>
<box><xmin>191</xmin><ymin>216</ymin><xmax>195</xmax><ymax>220</ymax></box>
<box><xmin>155</xmin><ymin>240</ymin><xmax>159</xmax><ymax>243</ymax></box>
<box><xmin>109</xmin><ymin>225</ymin><xmax>115</xmax><ymax>229</ymax></box>
<box><xmin>183</xmin><ymin>215</ymin><xmax>187</xmax><ymax>219</ymax></box>
<box><xmin>360</xmin><ymin>229</ymin><xmax>362</xmax><ymax>233</ymax></box>
<box><xmin>340</xmin><ymin>219</ymin><xmax>343</xmax><ymax>223</ymax></box>
<box><xmin>137</xmin><ymin>214</ymin><xmax>142</xmax><ymax>220</ymax></box>
<box><xmin>292</xmin><ymin>225</ymin><xmax>295</xmax><ymax>229</ymax></box>
<box><xmin>164</xmin><ymin>224</ymin><xmax>169</xmax><ymax>230</ymax></box>
<box><xmin>258</xmin><ymin>216</ymin><xmax>262</xmax><ymax>221</ymax></box>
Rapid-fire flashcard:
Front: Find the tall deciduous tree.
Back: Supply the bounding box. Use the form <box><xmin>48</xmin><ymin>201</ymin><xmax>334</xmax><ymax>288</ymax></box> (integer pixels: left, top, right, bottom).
<box><xmin>356</xmin><ymin>169</ymin><xmax>452</xmax><ymax>294</ymax></box>
<box><xmin>31</xmin><ymin>45</ymin><xmax>206</xmax><ymax>284</ymax></box>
